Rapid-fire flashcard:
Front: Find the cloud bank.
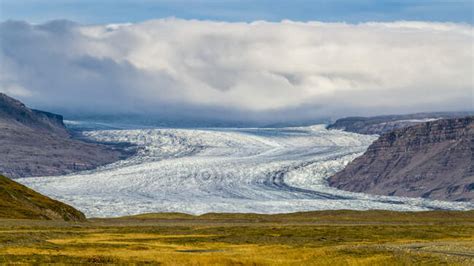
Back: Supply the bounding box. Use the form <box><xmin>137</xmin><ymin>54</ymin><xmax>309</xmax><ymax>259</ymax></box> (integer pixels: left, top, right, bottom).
<box><xmin>0</xmin><ymin>19</ymin><xmax>472</xmax><ymax>123</ymax></box>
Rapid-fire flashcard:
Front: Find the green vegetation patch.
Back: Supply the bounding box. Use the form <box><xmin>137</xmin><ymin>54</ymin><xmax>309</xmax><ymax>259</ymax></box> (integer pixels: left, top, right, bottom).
<box><xmin>0</xmin><ymin>175</ymin><xmax>85</xmax><ymax>221</ymax></box>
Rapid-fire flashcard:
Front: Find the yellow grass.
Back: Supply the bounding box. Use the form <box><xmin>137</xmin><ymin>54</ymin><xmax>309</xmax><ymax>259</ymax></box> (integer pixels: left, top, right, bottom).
<box><xmin>0</xmin><ymin>210</ymin><xmax>473</xmax><ymax>265</ymax></box>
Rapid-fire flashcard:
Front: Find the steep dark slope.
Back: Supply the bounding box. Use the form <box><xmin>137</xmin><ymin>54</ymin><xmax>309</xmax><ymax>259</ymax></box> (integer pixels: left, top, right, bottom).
<box><xmin>328</xmin><ymin>117</ymin><xmax>473</xmax><ymax>202</ymax></box>
<box><xmin>0</xmin><ymin>93</ymin><xmax>132</xmax><ymax>178</ymax></box>
<box><xmin>0</xmin><ymin>93</ymin><xmax>69</xmax><ymax>136</ymax></box>
<box><xmin>327</xmin><ymin>112</ymin><xmax>473</xmax><ymax>135</ymax></box>
<box><xmin>0</xmin><ymin>175</ymin><xmax>85</xmax><ymax>221</ymax></box>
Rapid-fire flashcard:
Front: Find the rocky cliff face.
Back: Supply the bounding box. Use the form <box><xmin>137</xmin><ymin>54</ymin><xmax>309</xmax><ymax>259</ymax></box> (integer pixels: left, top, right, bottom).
<box><xmin>0</xmin><ymin>93</ymin><xmax>68</xmax><ymax>136</ymax></box>
<box><xmin>0</xmin><ymin>93</ymin><xmax>133</xmax><ymax>178</ymax></box>
<box><xmin>327</xmin><ymin>112</ymin><xmax>473</xmax><ymax>135</ymax></box>
<box><xmin>328</xmin><ymin>117</ymin><xmax>473</xmax><ymax>202</ymax></box>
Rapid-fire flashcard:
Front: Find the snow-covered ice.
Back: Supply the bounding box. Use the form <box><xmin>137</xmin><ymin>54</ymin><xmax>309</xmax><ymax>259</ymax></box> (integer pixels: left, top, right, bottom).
<box><xmin>19</xmin><ymin>125</ymin><xmax>474</xmax><ymax>217</ymax></box>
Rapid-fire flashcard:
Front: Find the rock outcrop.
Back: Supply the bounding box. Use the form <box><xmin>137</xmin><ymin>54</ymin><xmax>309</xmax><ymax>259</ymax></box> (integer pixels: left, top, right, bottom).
<box><xmin>0</xmin><ymin>174</ymin><xmax>86</xmax><ymax>221</ymax></box>
<box><xmin>0</xmin><ymin>93</ymin><xmax>69</xmax><ymax>136</ymax></box>
<box><xmin>328</xmin><ymin>117</ymin><xmax>473</xmax><ymax>202</ymax></box>
<box><xmin>327</xmin><ymin>112</ymin><xmax>473</xmax><ymax>135</ymax></box>
<box><xmin>0</xmin><ymin>93</ymin><xmax>133</xmax><ymax>178</ymax></box>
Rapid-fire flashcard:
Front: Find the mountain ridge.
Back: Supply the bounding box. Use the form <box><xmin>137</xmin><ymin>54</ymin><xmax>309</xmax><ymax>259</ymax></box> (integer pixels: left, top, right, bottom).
<box><xmin>0</xmin><ymin>93</ymin><xmax>134</xmax><ymax>178</ymax></box>
<box><xmin>328</xmin><ymin>116</ymin><xmax>474</xmax><ymax>201</ymax></box>
<box><xmin>0</xmin><ymin>93</ymin><xmax>70</xmax><ymax>135</ymax></box>
<box><xmin>327</xmin><ymin>111</ymin><xmax>473</xmax><ymax>135</ymax></box>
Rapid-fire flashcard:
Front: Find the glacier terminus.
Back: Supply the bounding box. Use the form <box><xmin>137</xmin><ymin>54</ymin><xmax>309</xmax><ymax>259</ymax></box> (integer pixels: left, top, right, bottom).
<box><xmin>19</xmin><ymin>124</ymin><xmax>474</xmax><ymax>217</ymax></box>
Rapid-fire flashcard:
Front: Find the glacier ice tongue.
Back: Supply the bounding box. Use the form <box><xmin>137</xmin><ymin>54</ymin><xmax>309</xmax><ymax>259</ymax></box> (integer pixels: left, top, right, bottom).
<box><xmin>19</xmin><ymin>125</ymin><xmax>474</xmax><ymax>217</ymax></box>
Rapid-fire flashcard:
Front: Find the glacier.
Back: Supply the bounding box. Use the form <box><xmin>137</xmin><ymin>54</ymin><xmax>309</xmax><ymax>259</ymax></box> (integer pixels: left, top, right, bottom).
<box><xmin>19</xmin><ymin>124</ymin><xmax>474</xmax><ymax>217</ymax></box>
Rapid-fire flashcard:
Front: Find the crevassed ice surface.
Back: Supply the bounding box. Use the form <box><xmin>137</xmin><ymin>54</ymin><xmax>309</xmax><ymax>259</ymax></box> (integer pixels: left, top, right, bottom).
<box><xmin>19</xmin><ymin>125</ymin><xmax>474</xmax><ymax>217</ymax></box>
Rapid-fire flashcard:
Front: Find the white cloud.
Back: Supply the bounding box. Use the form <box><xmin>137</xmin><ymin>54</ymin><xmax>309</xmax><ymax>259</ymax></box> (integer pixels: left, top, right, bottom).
<box><xmin>0</xmin><ymin>19</ymin><xmax>472</xmax><ymax>123</ymax></box>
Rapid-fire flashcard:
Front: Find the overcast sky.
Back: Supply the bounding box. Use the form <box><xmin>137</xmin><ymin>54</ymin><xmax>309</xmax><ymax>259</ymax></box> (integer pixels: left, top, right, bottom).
<box><xmin>0</xmin><ymin>1</ymin><xmax>472</xmax><ymax>124</ymax></box>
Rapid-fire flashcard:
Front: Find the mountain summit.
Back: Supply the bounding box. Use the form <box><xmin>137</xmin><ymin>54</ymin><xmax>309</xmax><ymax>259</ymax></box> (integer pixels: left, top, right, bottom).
<box><xmin>0</xmin><ymin>93</ymin><xmax>68</xmax><ymax>136</ymax></box>
<box><xmin>0</xmin><ymin>93</ymin><xmax>132</xmax><ymax>178</ymax></box>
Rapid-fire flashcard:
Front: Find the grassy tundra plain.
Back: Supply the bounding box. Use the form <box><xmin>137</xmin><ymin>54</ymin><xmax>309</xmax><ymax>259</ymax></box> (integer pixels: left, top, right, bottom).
<box><xmin>0</xmin><ymin>210</ymin><xmax>473</xmax><ymax>265</ymax></box>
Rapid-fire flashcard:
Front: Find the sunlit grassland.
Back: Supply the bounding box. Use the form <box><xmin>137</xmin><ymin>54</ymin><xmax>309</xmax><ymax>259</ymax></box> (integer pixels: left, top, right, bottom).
<box><xmin>0</xmin><ymin>210</ymin><xmax>473</xmax><ymax>265</ymax></box>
